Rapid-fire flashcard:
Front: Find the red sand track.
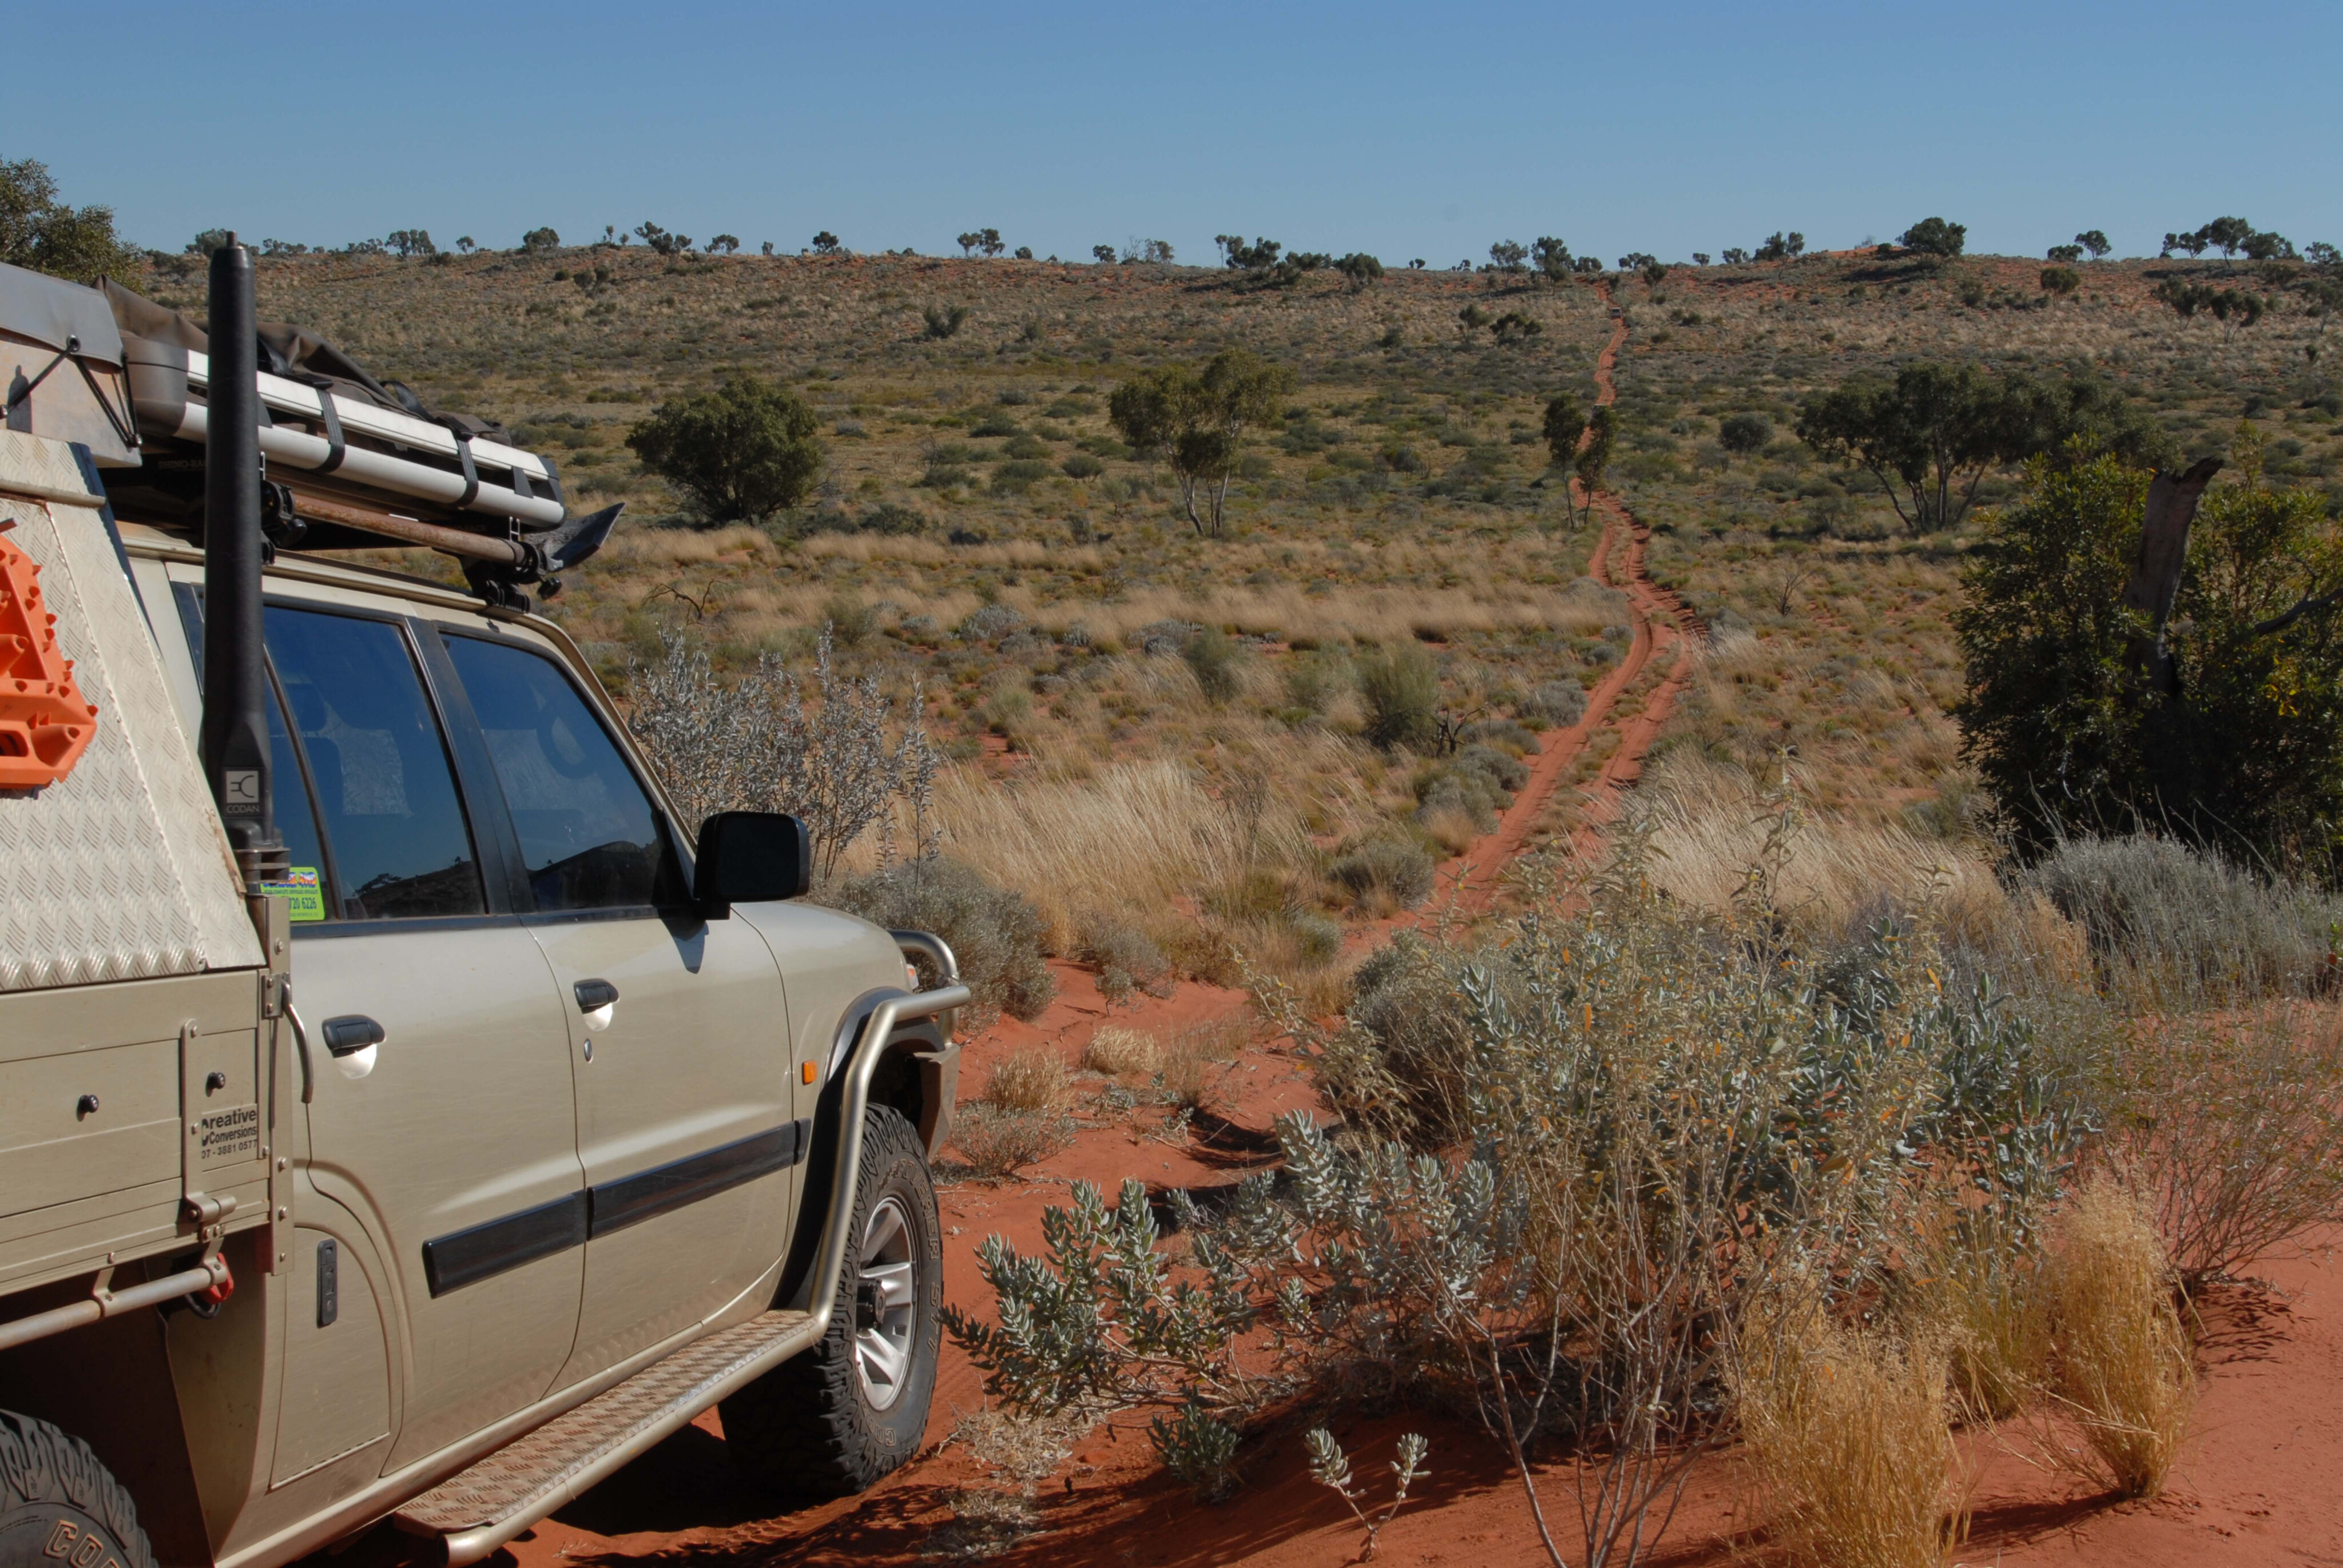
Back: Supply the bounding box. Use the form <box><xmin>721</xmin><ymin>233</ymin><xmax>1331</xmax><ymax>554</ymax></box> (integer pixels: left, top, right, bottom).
<box><xmin>1440</xmin><ymin>282</ymin><xmax>1698</xmax><ymax>908</ymax></box>
<box><xmin>308</xmin><ymin>294</ymin><xmax>2343</xmax><ymax>1568</ymax></box>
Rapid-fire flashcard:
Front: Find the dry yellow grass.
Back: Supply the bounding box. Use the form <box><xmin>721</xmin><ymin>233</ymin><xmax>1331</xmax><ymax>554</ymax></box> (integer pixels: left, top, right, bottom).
<box><xmin>2045</xmin><ymin>1181</ymin><xmax>2195</xmax><ymax>1498</ymax></box>
<box><xmin>1642</xmin><ymin>753</ymin><xmax>2009</xmax><ymax>945</ymax></box>
<box><xmin>983</xmin><ymin>1046</ymin><xmax>1070</xmax><ymax>1114</ymax></box>
<box><xmin>1735</xmin><ymin>1307</ymin><xmax>1963</xmax><ymax>1568</ymax></box>
<box><xmin>1081</xmin><ymin>1026</ymin><xmax>1162</xmax><ymax>1077</ymax></box>
<box><xmin>853</xmin><ymin>758</ymin><xmax>1283</xmax><ymax>949</ymax></box>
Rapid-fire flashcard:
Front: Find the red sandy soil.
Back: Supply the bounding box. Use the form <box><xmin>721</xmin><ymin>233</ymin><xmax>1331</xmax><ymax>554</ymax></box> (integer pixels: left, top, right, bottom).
<box><xmin>308</xmin><ymin>292</ymin><xmax>2343</xmax><ymax>1568</ymax></box>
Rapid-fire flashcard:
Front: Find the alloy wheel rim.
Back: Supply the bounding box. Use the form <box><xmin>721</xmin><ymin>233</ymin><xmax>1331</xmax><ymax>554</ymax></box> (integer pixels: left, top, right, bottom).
<box><xmin>853</xmin><ymin>1195</ymin><xmax>918</xmax><ymax>1410</ymax></box>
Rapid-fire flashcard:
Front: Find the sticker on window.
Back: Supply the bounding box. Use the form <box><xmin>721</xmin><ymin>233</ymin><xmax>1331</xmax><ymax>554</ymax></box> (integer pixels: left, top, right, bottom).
<box><xmin>265</xmin><ymin>866</ymin><xmax>328</xmax><ymax>923</ymax></box>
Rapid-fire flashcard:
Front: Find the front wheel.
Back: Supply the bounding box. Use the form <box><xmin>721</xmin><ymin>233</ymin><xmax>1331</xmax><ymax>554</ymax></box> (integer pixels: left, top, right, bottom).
<box><xmin>0</xmin><ymin>1412</ymin><xmax>157</xmax><ymax>1568</ymax></box>
<box><xmin>722</xmin><ymin>1105</ymin><xmax>942</xmax><ymax>1499</ymax></box>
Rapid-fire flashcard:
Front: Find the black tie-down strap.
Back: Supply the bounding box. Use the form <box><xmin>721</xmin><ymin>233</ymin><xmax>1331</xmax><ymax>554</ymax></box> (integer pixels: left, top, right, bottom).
<box><xmin>452</xmin><ymin>426</ymin><xmax>480</xmax><ymax>510</ymax></box>
<box><xmin>300</xmin><ymin>377</ymin><xmax>347</xmax><ymax>473</ymax></box>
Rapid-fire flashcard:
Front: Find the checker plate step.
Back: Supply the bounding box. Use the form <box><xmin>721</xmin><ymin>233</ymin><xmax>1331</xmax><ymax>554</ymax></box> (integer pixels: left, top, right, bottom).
<box><xmin>394</xmin><ymin>1308</ymin><xmax>813</xmax><ymax>1535</ymax></box>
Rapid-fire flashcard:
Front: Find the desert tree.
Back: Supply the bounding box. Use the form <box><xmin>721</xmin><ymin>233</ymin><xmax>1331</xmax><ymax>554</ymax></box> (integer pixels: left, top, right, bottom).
<box><xmin>2047</xmin><ymin>242</ymin><xmax>2085</xmax><ymax>264</ymax></box>
<box><xmin>1899</xmin><ymin>216</ymin><xmax>1966</xmax><ymax>257</ymax></box>
<box><xmin>521</xmin><ymin>226</ymin><xmax>561</xmax><ymax>253</ymax></box>
<box><xmin>980</xmin><ymin>228</ymin><xmax>1005</xmax><ymax>257</ymax></box>
<box><xmin>1955</xmin><ymin>436</ymin><xmax>2343</xmax><ymax>871</ymax></box>
<box><xmin>1107</xmin><ymin>349</ymin><xmax>1295</xmax><ymax>538</ymax></box>
<box><xmin>2242</xmin><ymin>230</ymin><xmax>2296</xmax><ymax>262</ymax></box>
<box><xmin>2201</xmin><ymin>217</ymin><xmax>2254</xmax><ymax>258</ymax></box>
<box><xmin>2042</xmin><ymin>265</ymin><xmax>2082</xmax><ymax>299</ymax></box>
<box><xmin>1753</xmin><ymin>231</ymin><xmax>1805</xmax><ymax>262</ymax></box>
<box><xmin>455</xmin><ymin>235</ymin><xmax>475</xmax><ymax>253</ymax></box>
<box><xmin>1798</xmin><ymin>363</ymin><xmax>2158</xmax><ymax>534</ymax></box>
<box><xmin>1122</xmin><ymin>238</ymin><xmax>1174</xmax><ymax>264</ymax></box>
<box><xmin>1542</xmin><ymin>393</ymin><xmax>1587</xmax><ymax>525</ymax></box>
<box><xmin>625</xmin><ymin>375</ymin><xmax>825</xmax><ymax>524</ymax></box>
<box><xmin>2078</xmin><ymin>229</ymin><xmax>2112</xmax><ymax>260</ymax></box>
<box><xmin>1488</xmin><ymin>238</ymin><xmax>1530</xmax><ymax>274</ymax></box>
<box><xmin>708</xmin><ymin>233</ymin><xmax>740</xmax><ymax>254</ymax></box>
<box><xmin>386</xmin><ymin>228</ymin><xmax>437</xmax><ymax>258</ymax></box>
<box><xmin>1092</xmin><ymin>244</ymin><xmax>1117</xmax><ymax>264</ymax></box>
<box><xmin>1574</xmin><ymin>405</ymin><xmax>1616</xmax><ymax>504</ymax></box>
<box><xmin>956</xmin><ymin>231</ymin><xmax>980</xmax><ymax>256</ymax></box>
<box><xmin>1721</xmin><ymin>246</ymin><xmax>1750</xmax><ymax>265</ymax></box>
<box><xmin>2308</xmin><ymin>242</ymin><xmax>2341</xmax><ymax>270</ymax></box>
<box><xmin>1691</xmin><ymin>251</ymin><xmax>1711</xmax><ymax>265</ymax></box>
<box><xmin>1531</xmin><ymin>236</ymin><xmax>1574</xmax><ymax>284</ymax></box>
<box><xmin>922</xmin><ymin>303</ymin><xmax>970</xmax><ymax>339</ymax></box>
<box><xmin>1014</xmin><ymin>245</ymin><xmax>1033</xmax><ymax>259</ymax></box>
<box><xmin>1217</xmin><ymin>234</ymin><xmax>1282</xmax><ymax>271</ymax></box>
<box><xmin>811</xmin><ymin>230</ymin><xmax>842</xmax><ymax>254</ymax></box>
<box><xmin>0</xmin><ymin>157</ymin><xmax>140</xmax><ymax>280</ymax></box>
<box><xmin>1640</xmin><ymin>260</ymin><xmax>1670</xmax><ymax>293</ymax></box>
<box><xmin>1337</xmin><ymin>252</ymin><xmax>1384</xmax><ymax>290</ymax></box>
<box><xmin>1616</xmin><ymin>250</ymin><xmax>1657</xmax><ymax>272</ymax></box>
<box><xmin>760</xmin><ymin>240</ymin><xmax>775</xmax><ymax>256</ymax></box>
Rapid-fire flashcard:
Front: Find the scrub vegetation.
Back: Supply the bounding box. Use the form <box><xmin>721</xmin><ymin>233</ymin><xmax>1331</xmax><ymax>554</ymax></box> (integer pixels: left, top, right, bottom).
<box><xmin>82</xmin><ymin>214</ymin><xmax>2343</xmax><ymax>1560</ymax></box>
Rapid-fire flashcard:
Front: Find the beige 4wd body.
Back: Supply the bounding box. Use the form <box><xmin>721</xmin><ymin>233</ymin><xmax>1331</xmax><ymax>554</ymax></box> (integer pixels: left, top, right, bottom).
<box><xmin>0</xmin><ymin>427</ymin><xmax>964</xmax><ymax>1568</ymax></box>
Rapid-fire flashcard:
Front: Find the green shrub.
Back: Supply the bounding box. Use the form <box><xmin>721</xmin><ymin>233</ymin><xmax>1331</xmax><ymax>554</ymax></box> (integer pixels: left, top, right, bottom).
<box><xmin>829</xmin><ymin>858</ymin><xmax>1056</xmax><ymax>1024</ymax></box>
<box><xmin>625</xmin><ymin>375</ymin><xmax>824</xmax><ymax>523</ymax></box>
<box><xmin>1357</xmin><ymin>643</ymin><xmax>1438</xmax><ymax>750</ymax></box>
<box><xmin>1061</xmin><ymin>453</ymin><xmax>1105</xmax><ymax>479</ymax></box>
<box><xmin>1718</xmin><ymin>412</ymin><xmax>1773</xmax><ymax>453</ymax></box>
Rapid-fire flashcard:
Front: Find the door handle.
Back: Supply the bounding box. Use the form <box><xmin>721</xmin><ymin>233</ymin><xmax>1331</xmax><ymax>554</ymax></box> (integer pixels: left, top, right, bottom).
<box><xmin>574</xmin><ymin>980</ymin><xmax>618</xmax><ymax>1038</ymax></box>
<box><xmin>319</xmin><ymin>1015</ymin><xmax>384</xmax><ymax>1081</ymax></box>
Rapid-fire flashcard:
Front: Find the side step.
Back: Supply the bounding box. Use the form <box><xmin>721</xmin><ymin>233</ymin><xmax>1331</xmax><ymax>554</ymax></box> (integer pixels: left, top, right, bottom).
<box><xmin>393</xmin><ymin>1308</ymin><xmax>817</xmax><ymax>1565</ymax></box>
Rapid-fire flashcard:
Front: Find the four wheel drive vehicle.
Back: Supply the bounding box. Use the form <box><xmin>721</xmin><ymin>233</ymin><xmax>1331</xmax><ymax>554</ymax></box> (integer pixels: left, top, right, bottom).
<box><xmin>0</xmin><ymin>246</ymin><xmax>967</xmax><ymax>1568</ymax></box>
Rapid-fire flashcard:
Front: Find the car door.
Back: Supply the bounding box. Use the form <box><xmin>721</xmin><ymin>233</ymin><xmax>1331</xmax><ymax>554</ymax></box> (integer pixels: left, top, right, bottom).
<box><xmin>230</xmin><ymin>598</ymin><xmax>587</xmax><ymax>1471</ymax></box>
<box><xmin>435</xmin><ymin>627</ymin><xmax>799</xmax><ymax>1389</ymax></box>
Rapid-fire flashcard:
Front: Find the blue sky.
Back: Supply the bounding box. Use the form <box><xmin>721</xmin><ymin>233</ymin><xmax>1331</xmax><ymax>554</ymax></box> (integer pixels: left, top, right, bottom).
<box><xmin>9</xmin><ymin>1</ymin><xmax>2336</xmax><ymax>265</ymax></box>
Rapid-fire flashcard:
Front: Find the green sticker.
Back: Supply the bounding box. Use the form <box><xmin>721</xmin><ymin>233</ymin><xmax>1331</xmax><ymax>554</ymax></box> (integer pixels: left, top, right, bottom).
<box><xmin>264</xmin><ymin>866</ymin><xmax>327</xmax><ymax>923</ymax></box>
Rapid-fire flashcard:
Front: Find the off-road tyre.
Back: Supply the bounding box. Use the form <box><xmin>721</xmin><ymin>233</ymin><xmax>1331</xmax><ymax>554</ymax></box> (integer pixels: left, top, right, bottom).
<box><xmin>0</xmin><ymin>1412</ymin><xmax>156</xmax><ymax>1568</ymax></box>
<box><xmin>722</xmin><ymin>1105</ymin><xmax>942</xmax><ymax>1500</ymax></box>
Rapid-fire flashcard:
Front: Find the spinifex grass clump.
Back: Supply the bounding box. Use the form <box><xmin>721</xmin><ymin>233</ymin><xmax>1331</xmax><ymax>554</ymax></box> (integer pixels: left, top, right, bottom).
<box><xmin>1733</xmin><ymin>1307</ymin><xmax>1963</xmax><ymax>1568</ymax></box>
<box><xmin>2045</xmin><ymin>1181</ymin><xmax>2195</xmax><ymax>1497</ymax></box>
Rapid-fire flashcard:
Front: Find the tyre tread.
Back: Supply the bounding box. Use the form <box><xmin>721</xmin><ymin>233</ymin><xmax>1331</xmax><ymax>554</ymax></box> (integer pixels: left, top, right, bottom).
<box><xmin>0</xmin><ymin>1411</ymin><xmax>157</xmax><ymax>1568</ymax></box>
<box><xmin>722</xmin><ymin>1106</ymin><xmax>938</xmax><ymax>1500</ymax></box>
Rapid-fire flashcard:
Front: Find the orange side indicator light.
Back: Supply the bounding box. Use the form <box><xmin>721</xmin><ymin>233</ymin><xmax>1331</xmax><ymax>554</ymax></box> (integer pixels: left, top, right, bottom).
<box><xmin>801</xmin><ymin>1061</ymin><xmax>819</xmax><ymax>1085</ymax></box>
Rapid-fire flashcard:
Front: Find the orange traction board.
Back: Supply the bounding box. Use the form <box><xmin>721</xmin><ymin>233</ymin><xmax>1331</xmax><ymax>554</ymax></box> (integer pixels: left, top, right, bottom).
<box><xmin>0</xmin><ymin>526</ymin><xmax>98</xmax><ymax>787</ymax></box>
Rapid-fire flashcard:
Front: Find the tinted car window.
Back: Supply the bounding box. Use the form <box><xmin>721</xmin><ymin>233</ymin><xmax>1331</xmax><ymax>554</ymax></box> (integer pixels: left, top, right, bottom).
<box><xmin>264</xmin><ymin>607</ymin><xmax>485</xmax><ymax>920</ymax></box>
<box><xmin>264</xmin><ymin>683</ymin><xmax>331</xmax><ymax>922</ymax></box>
<box><xmin>443</xmin><ymin>635</ymin><xmax>679</xmax><ymax>912</ymax></box>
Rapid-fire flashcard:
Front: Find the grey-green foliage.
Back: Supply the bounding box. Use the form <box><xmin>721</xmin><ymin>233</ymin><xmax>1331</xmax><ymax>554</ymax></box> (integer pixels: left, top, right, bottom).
<box><xmin>625</xmin><ymin>627</ymin><xmax>938</xmax><ymax>877</ymax></box>
<box><xmin>2020</xmin><ymin>834</ymin><xmax>2343</xmax><ymax>999</ymax></box>
<box><xmin>952</xmin><ymin>854</ymin><xmax>2089</xmax><ymax>1537</ymax></box>
<box><xmin>1414</xmin><ymin>744</ymin><xmax>1528</xmax><ymax>831</ymax></box>
<box><xmin>1327</xmin><ymin>834</ymin><xmax>1435</xmax><ymax>908</ymax></box>
<box><xmin>830</xmin><ymin>856</ymin><xmax>1055</xmax><ymax>1024</ymax></box>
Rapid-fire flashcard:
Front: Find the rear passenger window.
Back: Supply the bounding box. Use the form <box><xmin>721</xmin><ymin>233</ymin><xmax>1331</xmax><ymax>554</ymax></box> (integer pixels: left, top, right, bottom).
<box><xmin>443</xmin><ymin>635</ymin><xmax>681</xmax><ymax>913</ymax></box>
<box><xmin>264</xmin><ymin>608</ymin><xmax>485</xmax><ymax>921</ymax></box>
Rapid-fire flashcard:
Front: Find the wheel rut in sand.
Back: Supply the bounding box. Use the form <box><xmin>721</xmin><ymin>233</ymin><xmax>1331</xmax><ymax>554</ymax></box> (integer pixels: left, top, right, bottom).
<box><xmin>1438</xmin><ymin>281</ymin><xmax>1702</xmax><ymax>908</ymax></box>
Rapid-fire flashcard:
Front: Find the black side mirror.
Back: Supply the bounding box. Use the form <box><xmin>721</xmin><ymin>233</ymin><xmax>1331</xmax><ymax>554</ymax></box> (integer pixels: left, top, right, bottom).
<box><xmin>693</xmin><ymin>812</ymin><xmax>811</xmax><ymax>916</ymax></box>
